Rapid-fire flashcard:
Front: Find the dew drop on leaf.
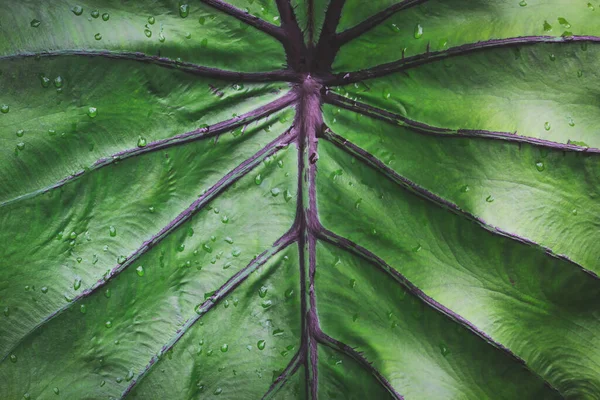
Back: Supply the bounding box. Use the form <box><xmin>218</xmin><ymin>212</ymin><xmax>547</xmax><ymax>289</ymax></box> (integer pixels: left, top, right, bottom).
<box><xmin>158</xmin><ymin>32</ymin><xmax>165</xmax><ymax>42</ymax></box>
<box><xmin>284</xmin><ymin>288</ymin><xmax>294</xmax><ymax>299</ymax></box>
<box><xmin>109</xmin><ymin>225</ymin><xmax>117</xmax><ymax>237</ymax></box>
<box><xmin>257</xmin><ymin>340</ymin><xmax>266</xmax><ymax>350</ymax></box>
<box><xmin>148</xmin><ymin>16</ymin><xmax>155</xmax><ymax>24</ymax></box>
<box><xmin>136</xmin><ymin>266</ymin><xmax>145</xmax><ymax>276</ymax></box>
<box><xmin>91</xmin><ymin>9</ymin><xmax>99</xmax><ymax>18</ymax></box>
<box><xmin>220</xmin><ymin>344</ymin><xmax>228</xmax><ymax>352</ymax></box>
<box><xmin>271</xmin><ymin>188</ymin><xmax>280</xmax><ymax>197</ymax></box>
<box><xmin>102</xmin><ymin>13</ymin><xmax>110</xmax><ymax>21</ymax></box>
<box><xmin>9</xmin><ymin>354</ymin><xmax>17</xmax><ymax>363</ymax></box>
<box><xmin>41</xmin><ymin>286</ymin><xmax>48</xmax><ymax>294</ymax></box>
<box><xmin>71</xmin><ymin>5</ymin><xmax>83</xmax><ymax>16</ymax></box>
<box><xmin>94</xmin><ymin>33</ymin><xmax>102</xmax><ymax>41</ymax></box>
<box><xmin>137</xmin><ymin>136</ymin><xmax>147</xmax><ymax>148</ymax></box>
<box><xmin>486</xmin><ymin>195</ymin><xmax>495</xmax><ymax>203</ymax></box>
<box><xmin>535</xmin><ymin>161</ymin><xmax>545</xmax><ymax>172</ymax></box>
<box><xmin>1</xmin><ymin>104</ymin><xmax>9</xmax><ymax>114</ymax></box>
<box><xmin>144</xmin><ymin>28</ymin><xmax>152</xmax><ymax>38</ymax></box>
<box><xmin>179</xmin><ymin>4</ymin><xmax>189</xmax><ymax>18</ymax></box>
<box><xmin>87</xmin><ymin>107</ymin><xmax>98</xmax><ymax>118</ymax></box>
<box><xmin>105</xmin><ymin>289</ymin><xmax>111</xmax><ymax>298</ymax></box>
<box><xmin>198</xmin><ymin>16</ymin><xmax>205</xmax><ymax>25</ymax></box>
<box><xmin>557</xmin><ymin>17</ymin><xmax>571</xmax><ymax>29</ymax></box>
<box><xmin>414</xmin><ymin>23</ymin><xmax>423</xmax><ymax>39</ymax></box>
<box><xmin>214</xmin><ymin>388</ymin><xmax>223</xmax><ymax>395</ymax></box>
<box><xmin>53</xmin><ymin>387</ymin><xmax>60</xmax><ymax>395</ymax></box>
<box><xmin>284</xmin><ymin>189</ymin><xmax>292</xmax><ymax>202</ymax></box>
<box><xmin>126</xmin><ymin>370</ymin><xmax>134</xmax><ymax>381</ymax></box>
<box><xmin>254</xmin><ymin>174</ymin><xmax>262</xmax><ymax>185</ymax></box>
<box><xmin>388</xmin><ymin>23</ymin><xmax>400</xmax><ymax>33</ymax></box>
<box><xmin>30</xmin><ymin>19</ymin><xmax>41</xmax><ymax>27</ymax></box>
<box><xmin>519</xmin><ymin>0</ymin><xmax>527</xmax><ymax>6</ymax></box>
<box><xmin>544</xmin><ymin>121</ymin><xmax>551</xmax><ymax>131</ymax></box>
<box><xmin>73</xmin><ymin>278</ymin><xmax>81</xmax><ymax>290</ymax></box>
<box><xmin>105</xmin><ymin>320</ymin><xmax>112</xmax><ymax>328</ymax></box>
<box><xmin>80</xmin><ymin>304</ymin><xmax>87</xmax><ymax>314</ymax></box>
<box><xmin>258</xmin><ymin>286</ymin><xmax>268</xmax><ymax>298</ymax></box>
<box><xmin>543</xmin><ymin>20</ymin><xmax>552</xmax><ymax>32</ymax></box>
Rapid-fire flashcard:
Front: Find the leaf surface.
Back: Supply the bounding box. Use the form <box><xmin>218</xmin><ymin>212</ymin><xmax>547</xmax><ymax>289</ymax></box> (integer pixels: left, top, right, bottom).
<box><xmin>1</xmin><ymin>1</ymin><xmax>599</xmax><ymax>399</ymax></box>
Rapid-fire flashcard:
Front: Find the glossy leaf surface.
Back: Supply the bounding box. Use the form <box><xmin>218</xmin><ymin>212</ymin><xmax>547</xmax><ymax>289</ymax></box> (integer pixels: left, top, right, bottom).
<box><xmin>1</xmin><ymin>1</ymin><xmax>599</xmax><ymax>399</ymax></box>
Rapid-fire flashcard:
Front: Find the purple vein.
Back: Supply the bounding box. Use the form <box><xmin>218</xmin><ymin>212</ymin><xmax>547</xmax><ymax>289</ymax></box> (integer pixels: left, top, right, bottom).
<box><xmin>0</xmin><ymin>91</ymin><xmax>298</xmax><ymax>209</ymax></box>
<box><xmin>320</xmin><ymin>127</ymin><xmax>600</xmax><ymax>282</ymax></box>
<box><xmin>275</xmin><ymin>0</ymin><xmax>309</xmax><ymax>71</ymax></box>
<box><xmin>201</xmin><ymin>0</ymin><xmax>286</xmax><ymax>42</ymax></box>
<box><xmin>294</xmin><ymin>76</ymin><xmax>323</xmax><ymax>399</ymax></box>
<box><xmin>314</xmin><ymin>328</ymin><xmax>404</xmax><ymax>400</ymax></box>
<box><xmin>0</xmin><ymin>50</ymin><xmax>298</xmax><ymax>82</ymax></box>
<box><xmin>261</xmin><ymin>350</ymin><xmax>303</xmax><ymax>399</ymax></box>
<box><xmin>316</xmin><ymin>228</ymin><xmax>564</xmax><ymax>398</ymax></box>
<box><xmin>324</xmin><ymin>92</ymin><xmax>600</xmax><ymax>153</ymax></box>
<box><xmin>313</xmin><ymin>0</ymin><xmax>346</xmax><ymax>70</ymax></box>
<box><xmin>121</xmin><ymin>230</ymin><xmax>298</xmax><ymax>398</ymax></box>
<box><xmin>336</xmin><ymin>0</ymin><xmax>428</xmax><ymax>46</ymax></box>
<box><xmin>0</xmin><ymin>131</ymin><xmax>295</xmax><ymax>364</ymax></box>
<box><xmin>329</xmin><ymin>35</ymin><xmax>600</xmax><ymax>85</ymax></box>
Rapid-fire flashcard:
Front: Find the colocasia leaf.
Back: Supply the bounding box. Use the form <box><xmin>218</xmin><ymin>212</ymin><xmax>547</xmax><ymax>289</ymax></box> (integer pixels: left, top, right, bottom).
<box><xmin>1</xmin><ymin>1</ymin><xmax>599</xmax><ymax>399</ymax></box>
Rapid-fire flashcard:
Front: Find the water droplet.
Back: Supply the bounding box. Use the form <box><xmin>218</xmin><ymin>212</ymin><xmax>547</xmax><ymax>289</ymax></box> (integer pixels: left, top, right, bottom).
<box><xmin>71</xmin><ymin>5</ymin><xmax>84</xmax><ymax>16</ymax></box>
<box><xmin>149</xmin><ymin>206</ymin><xmax>156</xmax><ymax>213</ymax></box>
<box><xmin>258</xmin><ymin>286</ymin><xmax>268</xmax><ymax>298</ymax></box>
<box><xmin>179</xmin><ymin>4</ymin><xmax>190</xmax><ymax>18</ymax></box>
<box><xmin>185</xmin><ymin>32</ymin><xmax>192</xmax><ymax>39</ymax></box>
<box><xmin>136</xmin><ymin>266</ymin><xmax>145</xmax><ymax>276</ymax></box>
<box><xmin>254</xmin><ymin>174</ymin><xmax>262</xmax><ymax>185</ymax></box>
<box><xmin>53</xmin><ymin>387</ymin><xmax>60</xmax><ymax>395</ymax></box>
<box><xmin>126</xmin><ymin>370</ymin><xmax>134</xmax><ymax>381</ymax></box>
<box><xmin>543</xmin><ymin>20</ymin><xmax>552</xmax><ymax>32</ymax></box>
<box><xmin>9</xmin><ymin>354</ymin><xmax>17</xmax><ymax>363</ymax></box>
<box><xmin>284</xmin><ymin>288</ymin><xmax>294</xmax><ymax>299</ymax></box>
<box><xmin>382</xmin><ymin>88</ymin><xmax>391</xmax><ymax>100</ymax></box>
<box><xmin>349</xmin><ymin>279</ymin><xmax>356</xmax><ymax>289</ymax></box>
<box><xmin>262</xmin><ymin>300</ymin><xmax>273</xmax><ymax>309</ymax></box>
<box><xmin>74</xmin><ymin>278</ymin><xmax>81</xmax><ymax>290</ymax></box>
<box><xmin>214</xmin><ymin>388</ymin><xmax>223</xmax><ymax>395</ymax></box>
<box><xmin>271</xmin><ymin>188</ymin><xmax>280</xmax><ymax>197</ymax></box>
<box><xmin>1</xmin><ymin>104</ymin><xmax>10</xmax><ymax>114</ymax></box>
<box><xmin>105</xmin><ymin>289</ymin><xmax>112</xmax><ymax>298</ymax></box>
<box><xmin>16</xmin><ymin>142</ymin><xmax>25</xmax><ymax>151</ymax></box>
<box><xmin>283</xmin><ymin>189</ymin><xmax>293</xmax><ymax>202</ymax></box>
<box><xmin>41</xmin><ymin>286</ymin><xmax>48</xmax><ymax>294</ymax></box>
<box><xmin>549</xmin><ymin>54</ymin><xmax>556</xmax><ymax>62</ymax></box>
<box><xmin>109</xmin><ymin>225</ymin><xmax>117</xmax><ymax>237</ymax></box>
<box><xmin>117</xmin><ymin>255</ymin><xmax>127</xmax><ymax>264</ymax></box>
<box><xmin>148</xmin><ymin>16</ymin><xmax>155</xmax><ymax>24</ymax></box>
<box><xmin>220</xmin><ymin>343</ymin><xmax>228</xmax><ymax>353</ymax></box>
<box><xmin>105</xmin><ymin>320</ymin><xmax>113</xmax><ymax>328</ymax></box>
<box><xmin>388</xmin><ymin>23</ymin><xmax>401</xmax><ymax>33</ymax></box>
<box><xmin>486</xmin><ymin>195</ymin><xmax>495</xmax><ymax>203</ymax></box>
<box><xmin>94</xmin><ymin>33</ymin><xmax>102</xmax><ymax>41</ymax></box>
<box><xmin>232</xmin><ymin>83</ymin><xmax>244</xmax><ymax>91</ymax></box>
<box><xmin>23</xmin><ymin>393</ymin><xmax>30</xmax><ymax>399</ymax></box>
<box><xmin>198</xmin><ymin>16</ymin><xmax>206</xmax><ymax>25</ymax></box>
<box><xmin>158</xmin><ymin>32</ymin><xmax>165</xmax><ymax>42</ymax></box>
<box><xmin>87</xmin><ymin>107</ymin><xmax>98</xmax><ymax>118</ymax></box>
<box><xmin>16</xmin><ymin>129</ymin><xmax>24</xmax><ymax>137</ymax></box>
<box><xmin>40</xmin><ymin>74</ymin><xmax>51</xmax><ymax>88</ymax></box>
<box><xmin>232</xmin><ymin>249</ymin><xmax>241</xmax><ymax>257</ymax></box>
<box><xmin>535</xmin><ymin>161</ymin><xmax>545</xmax><ymax>172</ymax></box>
<box><xmin>30</xmin><ymin>19</ymin><xmax>41</xmax><ymax>27</ymax></box>
<box><xmin>137</xmin><ymin>136</ymin><xmax>147</xmax><ymax>147</ymax></box>
<box><xmin>203</xmin><ymin>243</ymin><xmax>213</xmax><ymax>253</ymax></box>
<box><xmin>558</xmin><ymin>17</ymin><xmax>571</xmax><ymax>29</ymax></box>
<box><xmin>144</xmin><ymin>28</ymin><xmax>152</xmax><ymax>38</ymax></box>
<box><xmin>91</xmin><ymin>9</ymin><xmax>99</xmax><ymax>18</ymax></box>
<box><xmin>102</xmin><ymin>13</ymin><xmax>110</xmax><ymax>21</ymax></box>
<box><xmin>567</xmin><ymin>117</ymin><xmax>575</xmax><ymax>127</ymax></box>
<box><xmin>414</xmin><ymin>23</ymin><xmax>423</xmax><ymax>39</ymax></box>
<box><xmin>69</xmin><ymin>231</ymin><xmax>78</xmax><ymax>240</ymax></box>
<box><xmin>430</xmin><ymin>342</ymin><xmax>448</xmax><ymax>360</ymax></box>
<box><xmin>80</xmin><ymin>304</ymin><xmax>87</xmax><ymax>314</ymax></box>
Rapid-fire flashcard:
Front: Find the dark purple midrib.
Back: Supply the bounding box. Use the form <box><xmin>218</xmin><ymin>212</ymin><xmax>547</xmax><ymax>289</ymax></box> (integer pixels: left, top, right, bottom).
<box><xmin>0</xmin><ymin>50</ymin><xmax>298</xmax><ymax>82</ymax></box>
<box><xmin>0</xmin><ymin>91</ymin><xmax>298</xmax><ymax>209</ymax></box>
<box><xmin>329</xmin><ymin>35</ymin><xmax>600</xmax><ymax>85</ymax></box>
<box><xmin>324</xmin><ymin>91</ymin><xmax>600</xmax><ymax>154</ymax></box>
<box><xmin>0</xmin><ymin>131</ymin><xmax>294</xmax><ymax>365</ymax></box>
<box><xmin>315</xmin><ymin>227</ymin><xmax>564</xmax><ymax>397</ymax></box>
<box><xmin>320</xmin><ymin>128</ymin><xmax>599</xmax><ymax>281</ymax></box>
<box><xmin>335</xmin><ymin>0</ymin><xmax>427</xmax><ymax>46</ymax></box>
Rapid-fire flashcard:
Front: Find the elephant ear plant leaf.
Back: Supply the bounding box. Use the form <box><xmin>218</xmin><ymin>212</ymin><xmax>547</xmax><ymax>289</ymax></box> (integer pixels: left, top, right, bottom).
<box><xmin>1</xmin><ymin>0</ymin><xmax>600</xmax><ymax>398</ymax></box>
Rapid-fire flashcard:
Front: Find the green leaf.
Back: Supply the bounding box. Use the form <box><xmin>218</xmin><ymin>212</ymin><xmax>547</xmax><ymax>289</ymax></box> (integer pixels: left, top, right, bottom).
<box><xmin>1</xmin><ymin>1</ymin><xmax>599</xmax><ymax>399</ymax></box>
